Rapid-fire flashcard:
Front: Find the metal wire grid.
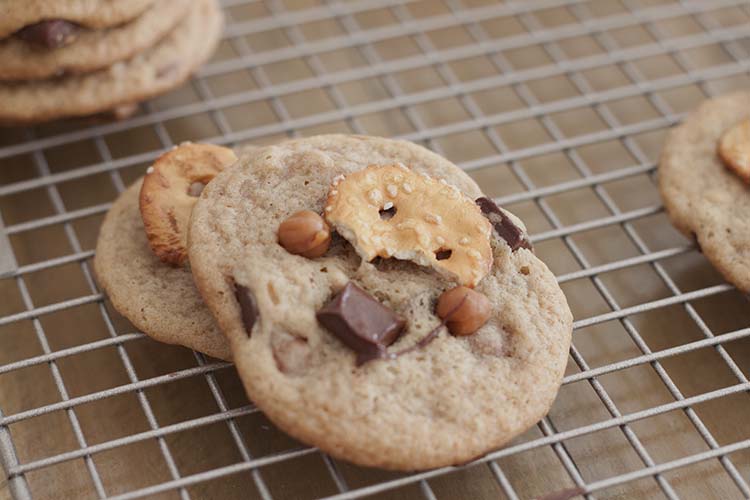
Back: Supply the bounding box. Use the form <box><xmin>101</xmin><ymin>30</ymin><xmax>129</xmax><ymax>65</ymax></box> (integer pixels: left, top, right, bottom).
<box><xmin>1</xmin><ymin>0</ymin><xmax>750</xmax><ymax>498</ymax></box>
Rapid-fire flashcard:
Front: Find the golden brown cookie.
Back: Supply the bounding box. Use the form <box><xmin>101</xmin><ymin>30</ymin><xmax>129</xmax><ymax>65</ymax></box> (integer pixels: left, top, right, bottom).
<box><xmin>0</xmin><ymin>0</ymin><xmax>192</xmax><ymax>81</ymax></box>
<box><xmin>188</xmin><ymin>135</ymin><xmax>573</xmax><ymax>470</ymax></box>
<box><xmin>0</xmin><ymin>0</ymin><xmax>222</xmax><ymax>124</ymax></box>
<box><xmin>94</xmin><ymin>144</ymin><xmax>256</xmax><ymax>359</ymax></box>
<box><xmin>95</xmin><ymin>178</ymin><xmax>231</xmax><ymax>360</ymax></box>
<box><xmin>0</xmin><ymin>0</ymin><xmax>156</xmax><ymax>39</ymax></box>
<box><xmin>660</xmin><ymin>92</ymin><xmax>750</xmax><ymax>292</ymax></box>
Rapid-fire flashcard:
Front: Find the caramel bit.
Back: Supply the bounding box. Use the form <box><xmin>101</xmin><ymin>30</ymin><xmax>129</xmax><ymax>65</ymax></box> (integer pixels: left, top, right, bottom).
<box><xmin>718</xmin><ymin>118</ymin><xmax>750</xmax><ymax>184</ymax></box>
<box><xmin>277</xmin><ymin>210</ymin><xmax>331</xmax><ymax>258</ymax></box>
<box><xmin>324</xmin><ymin>165</ymin><xmax>493</xmax><ymax>287</ymax></box>
<box><xmin>436</xmin><ymin>286</ymin><xmax>491</xmax><ymax>336</ymax></box>
<box><xmin>139</xmin><ymin>143</ymin><xmax>238</xmax><ymax>266</ymax></box>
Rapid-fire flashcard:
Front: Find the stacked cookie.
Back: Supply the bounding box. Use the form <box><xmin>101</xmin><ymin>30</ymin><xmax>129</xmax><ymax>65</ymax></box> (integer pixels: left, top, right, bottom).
<box><xmin>0</xmin><ymin>0</ymin><xmax>223</xmax><ymax>124</ymax></box>
<box><xmin>95</xmin><ymin>135</ymin><xmax>574</xmax><ymax>470</ymax></box>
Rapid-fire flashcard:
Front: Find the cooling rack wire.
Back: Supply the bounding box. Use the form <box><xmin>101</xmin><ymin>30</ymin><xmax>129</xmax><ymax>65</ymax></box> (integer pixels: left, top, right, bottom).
<box><xmin>1</xmin><ymin>0</ymin><xmax>750</xmax><ymax>498</ymax></box>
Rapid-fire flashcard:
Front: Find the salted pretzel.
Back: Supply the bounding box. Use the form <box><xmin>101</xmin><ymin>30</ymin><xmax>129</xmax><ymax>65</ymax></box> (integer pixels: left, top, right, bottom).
<box><xmin>324</xmin><ymin>164</ymin><xmax>493</xmax><ymax>287</ymax></box>
<box><xmin>139</xmin><ymin>142</ymin><xmax>237</xmax><ymax>266</ymax></box>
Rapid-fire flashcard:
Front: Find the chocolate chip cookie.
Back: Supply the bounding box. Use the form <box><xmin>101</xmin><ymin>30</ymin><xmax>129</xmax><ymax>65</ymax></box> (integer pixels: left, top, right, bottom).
<box><xmin>0</xmin><ymin>0</ymin><xmax>156</xmax><ymax>39</ymax></box>
<box><xmin>94</xmin><ymin>143</ymin><xmax>248</xmax><ymax>361</ymax></box>
<box><xmin>659</xmin><ymin>92</ymin><xmax>750</xmax><ymax>292</ymax></box>
<box><xmin>0</xmin><ymin>0</ymin><xmax>191</xmax><ymax>81</ymax></box>
<box><xmin>0</xmin><ymin>0</ymin><xmax>221</xmax><ymax>124</ymax></box>
<box><xmin>188</xmin><ymin>135</ymin><xmax>573</xmax><ymax>470</ymax></box>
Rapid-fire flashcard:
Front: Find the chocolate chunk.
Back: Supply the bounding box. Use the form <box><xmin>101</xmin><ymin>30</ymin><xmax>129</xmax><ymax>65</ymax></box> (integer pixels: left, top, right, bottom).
<box><xmin>318</xmin><ymin>283</ymin><xmax>470</xmax><ymax>366</ymax></box>
<box><xmin>317</xmin><ymin>282</ymin><xmax>405</xmax><ymax>365</ymax></box>
<box><xmin>234</xmin><ymin>283</ymin><xmax>258</xmax><ymax>336</ymax></box>
<box><xmin>476</xmin><ymin>197</ymin><xmax>533</xmax><ymax>252</ymax></box>
<box><xmin>15</xmin><ymin>20</ymin><xmax>79</xmax><ymax>49</ymax></box>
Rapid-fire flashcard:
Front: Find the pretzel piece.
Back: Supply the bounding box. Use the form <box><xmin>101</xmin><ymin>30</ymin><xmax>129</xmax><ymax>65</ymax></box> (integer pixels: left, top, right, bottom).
<box><xmin>139</xmin><ymin>142</ymin><xmax>237</xmax><ymax>265</ymax></box>
<box><xmin>324</xmin><ymin>164</ymin><xmax>493</xmax><ymax>287</ymax></box>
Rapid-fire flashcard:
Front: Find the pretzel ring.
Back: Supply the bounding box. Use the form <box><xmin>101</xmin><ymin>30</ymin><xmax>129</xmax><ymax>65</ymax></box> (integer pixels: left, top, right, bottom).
<box><xmin>139</xmin><ymin>142</ymin><xmax>237</xmax><ymax>266</ymax></box>
<box><xmin>324</xmin><ymin>164</ymin><xmax>493</xmax><ymax>287</ymax></box>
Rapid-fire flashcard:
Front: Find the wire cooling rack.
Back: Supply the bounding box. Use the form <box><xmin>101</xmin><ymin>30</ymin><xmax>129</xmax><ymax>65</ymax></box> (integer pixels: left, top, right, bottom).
<box><xmin>2</xmin><ymin>0</ymin><xmax>750</xmax><ymax>498</ymax></box>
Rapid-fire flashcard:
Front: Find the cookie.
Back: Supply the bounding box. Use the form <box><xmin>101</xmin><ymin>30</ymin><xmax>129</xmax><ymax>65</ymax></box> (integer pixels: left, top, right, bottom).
<box><xmin>94</xmin><ymin>177</ymin><xmax>230</xmax><ymax>361</ymax></box>
<box><xmin>0</xmin><ymin>0</ymin><xmax>221</xmax><ymax>124</ymax></box>
<box><xmin>188</xmin><ymin>135</ymin><xmax>573</xmax><ymax>470</ymax></box>
<box><xmin>0</xmin><ymin>0</ymin><xmax>191</xmax><ymax>81</ymax></box>
<box><xmin>0</xmin><ymin>0</ymin><xmax>156</xmax><ymax>39</ymax></box>
<box><xmin>94</xmin><ymin>143</ymin><xmax>252</xmax><ymax>360</ymax></box>
<box><xmin>659</xmin><ymin>92</ymin><xmax>750</xmax><ymax>292</ymax></box>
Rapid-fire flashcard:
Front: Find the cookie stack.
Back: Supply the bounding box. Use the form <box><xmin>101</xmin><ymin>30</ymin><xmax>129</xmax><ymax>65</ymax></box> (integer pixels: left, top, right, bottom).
<box><xmin>0</xmin><ymin>0</ymin><xmax>223</xmax><ymax>124</ymax></box>
<box><xmin>95</xmin><ymin>135</ymin><xmax>574</xmax><ymax>470</ymax></box>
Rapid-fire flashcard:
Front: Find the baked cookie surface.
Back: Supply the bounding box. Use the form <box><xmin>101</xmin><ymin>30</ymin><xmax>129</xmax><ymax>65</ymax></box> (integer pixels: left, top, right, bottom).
<box><xmin>0</xmin><ymin>0</ymin><xmax>156</xmax><ymax>39</ymax></box>
<box><xmin>0</xmin><ymin>0</ymin><xmax>191</xmax><ymax>81</ymax></box>
<box><xmin>188</xmin><ymin>135</ymin><xmax>573</xmax><ymax>470</ymax></box>
<box><xmin>0</xmin><ymin>0</ymin><xmax>221</xmax><ymax>124</ymax></box>
<box><xmin>659</xmin><ymin>92</ymin><xmax>750</xmax><ymax>292</ymax></box>
<box><xmin>94</xmin><ymin>178</ymin><xmax>231</xmax><ymax>361</ymax></box>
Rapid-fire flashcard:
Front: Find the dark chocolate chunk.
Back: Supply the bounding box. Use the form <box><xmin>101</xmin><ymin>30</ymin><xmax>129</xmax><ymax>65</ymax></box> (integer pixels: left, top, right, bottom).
<box><xmin>476</xmin><ymin>197</ymin><xmax>533</xmax><ymax>252</ymax></box>
<box><xmin>317</xmin><ymin>282</ymin><xmax>405</xmax><ymax>365</ymax></box>
<box><xmin>15</xmin><ymin>20</ymin><xmax>79</xmax><ymax>49</ymax></box>
<box><xmin>234</xmin><ymin>283</ymin><xmax>258</xmax><ymax>336</ymax></box>
<box><xmin>318</xmin><ymin>283</ymin><xmax>471</xmax><ymax>366</ymax></box>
